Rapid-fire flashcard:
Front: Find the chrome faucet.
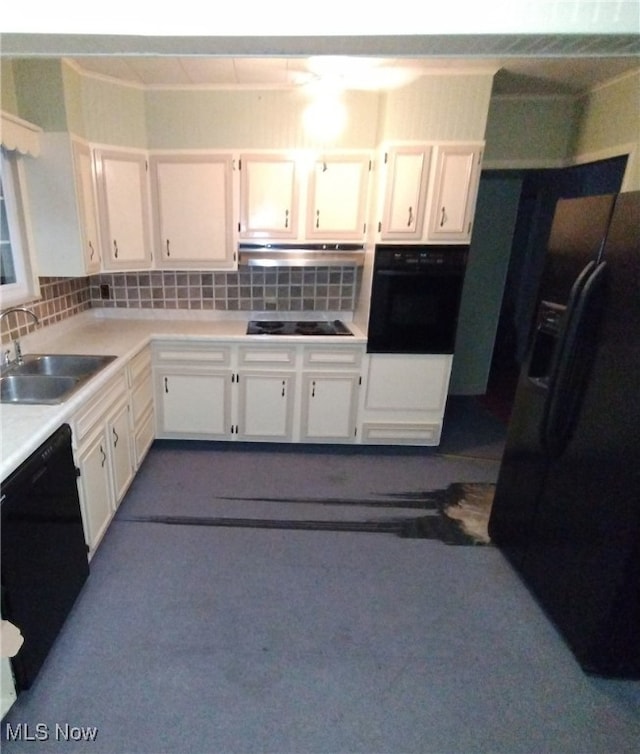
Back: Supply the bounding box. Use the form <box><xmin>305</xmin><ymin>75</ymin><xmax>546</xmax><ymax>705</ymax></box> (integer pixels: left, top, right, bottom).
<box><xmin>0</xmin><ymin>307</ymin><xmax>40</xmax><ymax>367</ymax></box>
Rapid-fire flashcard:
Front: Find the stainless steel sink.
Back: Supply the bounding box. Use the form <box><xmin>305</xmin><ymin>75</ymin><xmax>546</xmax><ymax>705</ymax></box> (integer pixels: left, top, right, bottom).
<box><xmin>0</xmin><ymin>354</ymin><xmax>117</xmax><ymax>404</ymax></box>
<box><xmin>12</xmin><ymin>354</ymin><xmax>116</xmax><ymax>378</ymax></box>
<box><xmin>0</xmin><ymin>375</ymin><xmax>81</xmax><ymax>404</ymax></box>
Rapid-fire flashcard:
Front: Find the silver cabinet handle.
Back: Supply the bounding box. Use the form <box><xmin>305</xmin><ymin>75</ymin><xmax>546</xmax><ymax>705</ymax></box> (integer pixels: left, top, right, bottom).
<box><xmin>164</xmin><ymin>376</ymin><xmax>169</xmax><ymax>394</ymax></box>
<box><xmin>440</xmin><ymin>206</ymin><xmax>446</xmax><ymax>227</ymax></box>
<box><xmin>166</xmin><ymin>239</ymin><xmax>170</xmax><ymax>257</ymax></box>
<box><xmin>407</xmin><ymin>206</ymin><xmax>413</xmax><ymax>227</ymax></box>
<box><xmin>282</xmin><ymin>380</ymin><xmax>286</xmax><ymax>397</ymax></box>
<box><xmin>284</xmin><ymin>209</ymin><xmax>289</xmax><ymax>228</ymax></box>
<box><xmin>112</xmin><ymin>427</ymin><xmax>119</xmax><ymax>448</ymax></box>
<box><xmin>315</xmin><ymin>209</ymin><xmax>320</xmax><ymax>229</ymax></box>
<box><xmin>89</xmin><ymin>241</ymin><xmax>95</xmax><ymax>260</ymax></box>
<box><xmin>100</xmin><ymin>444</ymin><xmax>106</xmax><ymax>468</ymax></box>
<box><xmin>311</xmin><ymin>380</ymin><xmax>316</xmax><ymax>398</ymax></box>
<box><xmin>113</xmin><ymin>239</ymin><xmax>119</xmax><ymax>258</ymax></box>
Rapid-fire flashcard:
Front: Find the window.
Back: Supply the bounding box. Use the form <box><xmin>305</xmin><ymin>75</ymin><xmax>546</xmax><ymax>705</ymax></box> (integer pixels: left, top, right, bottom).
<box><xmin>0</xmin><ymin>148</ymin><xmax>39</xmax><ymax>308</ymax></box>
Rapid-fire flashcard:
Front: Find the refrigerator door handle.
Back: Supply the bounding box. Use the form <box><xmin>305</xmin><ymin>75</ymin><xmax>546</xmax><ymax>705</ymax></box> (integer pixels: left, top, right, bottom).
<box><xmin>541</xmin><ymin>261</ymin><xmax>608</xmax><ymax>455</ymax></box>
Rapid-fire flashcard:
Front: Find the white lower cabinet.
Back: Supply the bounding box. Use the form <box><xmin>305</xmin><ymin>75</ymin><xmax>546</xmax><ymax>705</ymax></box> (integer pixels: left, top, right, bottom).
<box><xmin>75</xmin><ymin>426</ymin><xmax>114</xmax><ymax>552</ymax></box>
<box><xmin>73</xmin><ymin>371</ymin><xmax>135</xmax><ymax>555</ymax></box>
<box><xmin>237</xmin><ymin>371</ymin><xmax>295</xmax><ymax>441</ymax></box>
<box><xmin>153</xmin><ymin>342</ymin><xmax>233</xmax><ymax>439</ymax></box>
<box><xmin>151</xmin><ymin>340</ymin><xmax>451</xmax><ymax>446</ymax></box>
<box><xmin>157</xmin><ymin>369</ymin><xmax>232</xmax><ymax>438</ymax></box>
<box><xmin>128</xmin><ymin>346</ymin><xmax>155</xmax><ymax>467</ymax></box>
<box><xmin>300</xmin><ymin>345</ymin><xmax>362</xmax><ymax>442</ymax></box>
<box><xmin>360</xmin><ymin>353</ymin><xmax>453</xmax><ymax>445</ymax></box>
<box><xmin>301</xmin><ymin>373</ymin><xmax>360</xmax><ymax>442</ymax></box>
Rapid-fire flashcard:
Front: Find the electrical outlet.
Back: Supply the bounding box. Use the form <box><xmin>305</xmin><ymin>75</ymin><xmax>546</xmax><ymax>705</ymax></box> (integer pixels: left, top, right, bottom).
<box><xmin>265</xmin><ymin>298</ymin><xmax>277</xmax><ymax>311</ymax></box>
<box><xmin>100</xmin><ymin>284</ymin><xmax>110</xmax><ymax>300</ymax></box>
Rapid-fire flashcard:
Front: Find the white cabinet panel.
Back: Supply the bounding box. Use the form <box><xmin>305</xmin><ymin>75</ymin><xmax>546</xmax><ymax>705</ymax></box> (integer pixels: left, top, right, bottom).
<box><xmin>158</xmin><ymin>371</ymin><xmax>231</xmax><ymax>438</ymax></box>
<box><xmin>109</xmin><ymin>399</ymin><xmax>134</xmax><ymax>505</ymax></box>
<box><xmin>306</xmin><ymin>155</ymin><xmax>369</xmax><ymax>239</ymax></box>
<box><xmin>237</xmin><ymin>372</ymin><xmax>295</xmax><ymax>441</ymax></box>
<box><xmin>97</xmin><ymin>149</ymin><xmax>151</xmax><ymax>269</ymax></box>
<box><xmin>379</xmin><ymin>146</ymin><xmax>431</xmax><ymax>240</ymax></box>
<box><xmin>76</xmin><ymin>428</ymin><xmax>113</xmax><ymax>551</ymax></box>
<box><xmin>301</xmin><ymin>373</ymin><xmax>359</xmax><ymax>442</ymax></box>
<box><xmin>24</xmin><ymin>133</ymin><xmax>101</xmax><ymax>276</ymax></box>
<box><xmin>361</xmin><ymin>354</ymin><xmax>452</xmax><ymax>446</ymax></box>
<box><xmin>365</xmin><ymin>354</ymin><xmax>450</xmax><ymax>412</ymax></box>
<box><xmin>427</xmin><ymin>144</ymin><xmax>482</xmax><ymax>241</ymax></box>
<box><xmin>239</xmin><ymin>154</ymin><xmax>298</xmax><ymax>239</ymax></box>
<box><xmin>73</xmin><ymin>140</ymin><xmax>102</xmax><ymax>273</ymax></box>
<box><xmin>73</xmin><ymin>371</ymin><xmax>135</xmax><ymax>554</ymax></box>
<box><xmin>151</xmin><ymin>155</ymin><xmax>235</xmax><ymax>269</ymax></box>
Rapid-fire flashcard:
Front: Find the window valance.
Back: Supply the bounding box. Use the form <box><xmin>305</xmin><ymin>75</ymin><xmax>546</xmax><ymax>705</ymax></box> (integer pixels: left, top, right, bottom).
<box><xmin>1</xmin><ymin>111</ymin><xmax>42</xmax><ymax>157</ymax></box>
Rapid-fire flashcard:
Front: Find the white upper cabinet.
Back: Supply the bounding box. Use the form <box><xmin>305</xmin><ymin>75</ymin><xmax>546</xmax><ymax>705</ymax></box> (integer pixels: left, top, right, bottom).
<box><xmin>95</xmin><ymin>148</ymin><xmax>152</xmax><ymax>269</ymax></box>
<box><xmin>23</xmin><ymin>133</ymin><xmax>101</xmax><ymax>276</ymax></box>
<box><xmin>238</xmin><ymin>153</ymin><xmax>298</xmax><ymax>239</ymax></box>
<box><xmin>377</xmin><ymin>142</ymin><xmax>483</xmax><ymax>244</ymax></box>
<box><xmin>426</xmin><ymin>144</ymin><xmax>483</xmax><ymax>242</ymax></box>
<box><xmin>72</xmin><ymin>140</ymin><xmax>102</xmax><ymax>274</ymax></box>
<box><xmin>306</xmin><ymin>154</ymin><xmax>370</xmax><ymax>240</ymax></box>
<box><xmin>379</xmin><ymin>145</ymin><xmax>431</xmax><ymax>241</ymax></box>
<box><xmin>150</xmin><ymin>154</ymin><xmax>236</xmax><ymax>270</ymax></box>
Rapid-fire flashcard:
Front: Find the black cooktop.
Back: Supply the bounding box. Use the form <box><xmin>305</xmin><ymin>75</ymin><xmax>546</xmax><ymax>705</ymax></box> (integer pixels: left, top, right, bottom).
<box><xmin>247</xmin><ymin>320</ymin><xmax>353</xmax><ymax>336</ymax></box>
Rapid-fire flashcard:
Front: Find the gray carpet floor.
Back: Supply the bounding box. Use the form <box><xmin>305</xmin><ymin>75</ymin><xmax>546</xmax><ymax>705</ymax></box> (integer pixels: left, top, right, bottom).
<box><xmin>3</xmin><ymin>398</ymin><xmax>639</xmax><ymax>753</ymax></box>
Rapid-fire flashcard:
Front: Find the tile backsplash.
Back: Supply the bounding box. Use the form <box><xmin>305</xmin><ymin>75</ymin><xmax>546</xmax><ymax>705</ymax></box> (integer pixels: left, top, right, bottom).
<box><xmin>1</xmin><ymin>277</ymin><xmax>91</xmax><ymax>346</ymax></box>
<box><xmin>0</xmin><ymin>266</ymin><xmax>360</xmax><ymax>347</ymax></box>
<box><xmin>90</xmin><ymin>267</ymin><xmax>361</xmax><ymax>312</ymax></box>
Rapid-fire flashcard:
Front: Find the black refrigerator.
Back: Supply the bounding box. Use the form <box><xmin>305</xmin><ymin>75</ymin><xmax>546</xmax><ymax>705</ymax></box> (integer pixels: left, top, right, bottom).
<box><xmin>488</xmin><ymin>191</ymin><xmax>640</xmax><ymax>678</ymax></box>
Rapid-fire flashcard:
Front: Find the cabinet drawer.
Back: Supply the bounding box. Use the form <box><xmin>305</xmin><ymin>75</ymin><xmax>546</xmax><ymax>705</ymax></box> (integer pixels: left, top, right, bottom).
<box><xmin>361</xmin><ymin>422</ymin><xmax>441</xmax><ymax>445</ymax></box>
<box><xmin>131</xmin><ymin>372</ymin><xmax>154</xmax><ymax>424</ymax></box>
<box><xmin>239</xmin><ymin>346</ymin><xmax>297</xmax><ymax>367</ymax></box>
<box><xmin>73</xmin><ymin>370</ymin><xmax>128</xmax><ymax>444</ymax></box>
<box><xmin>152</xmin><ymin>343</ymin><xmax>232</xmax><ymax>366</ymax></box>
<box><xmin>303</xmin><ymin>346</ymin><xmax>363</xmax><ymax>369</ymax></box>
<box><xmin>128</xmin><ymin>346</ymin><xmax>151</xmax><ymax>386</ymax></box>
<box><xmin>134</xmin><ymin>405</ymin><xmax>155</xmax><ymax>467</ymax></box>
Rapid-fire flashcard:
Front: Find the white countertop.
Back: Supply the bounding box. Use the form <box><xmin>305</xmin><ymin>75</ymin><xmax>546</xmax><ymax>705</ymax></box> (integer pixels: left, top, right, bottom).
<box><xmin>0</xmin><ymin>310</ymin><xmax>367</xmax><ymax>480</ymax></box>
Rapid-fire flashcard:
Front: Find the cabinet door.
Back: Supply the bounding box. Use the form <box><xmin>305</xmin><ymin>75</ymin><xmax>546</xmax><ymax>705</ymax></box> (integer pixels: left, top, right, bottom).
<box><xmin>237</xmin><ymin>372</ymin><xmax>295</xmax><ymax>441</ymax></box>
<box><xmin>151</xmin><ymin>155</ymin><xmax>235</xmax><ymax>269</ymax></box>
<box><xmin>306</xmin><ymin>155</ymin><xmax>369</xmax><ymax>239</ymax></box>
<box><xmin>426</xmin><ymin>145</ymin><xmax>482</xmax><ymax>242</ymax></box>
<box><xmin>301</xmin><ymin>373</ymin><xmax>359</xmax><ymax>442</ymax></box>
<box><xmin>97</xmin><ymin>149</ymin><xmax>151</xmax><ymax>268</ymax></box>
<box><xmin>108</xmin><ymin>400</ymin><xmax>135</xmax><ymax>505</ymax></box>
<box><xmin>365</xmin><ymin>354</ymin><xmax>451</xmax><ymax>412</ymax></box>
<box><xmin>158</xmin><ymin>370</ymin><xmax>231</xmax><ymax>438</ymax></box>
<box><xmin>76</xmin><ymin>429</ymin><xmax>113</xmax><ymax>552</ymax></box>
<box><xmin>72</xmin><ymin>140</ymin><xmax>101</xmax><ymax>273</ymax></box>
<box><xmin>379</xmin><ymin>145</ymin><xmax>431</xmax><ymax>240</ymax></box>
<box><xmin>239</xmin><ymin>154</ymin><xmax>298</xmax><ymax>239</ymax></box>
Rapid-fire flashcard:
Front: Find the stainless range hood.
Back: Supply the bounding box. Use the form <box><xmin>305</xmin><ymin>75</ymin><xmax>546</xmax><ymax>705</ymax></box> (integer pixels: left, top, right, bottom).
<box><xmin>238</xmin><ymin>243</ymin><xmax>365</xmax><ymax>268</ymax></box>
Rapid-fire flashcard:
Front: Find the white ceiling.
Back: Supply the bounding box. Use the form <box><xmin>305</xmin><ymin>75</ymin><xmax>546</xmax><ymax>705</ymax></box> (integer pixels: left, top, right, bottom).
<box><xmin>60</xmin><ymin>54</ymin><xmax>639</xmax><ymax>96</ymax></box>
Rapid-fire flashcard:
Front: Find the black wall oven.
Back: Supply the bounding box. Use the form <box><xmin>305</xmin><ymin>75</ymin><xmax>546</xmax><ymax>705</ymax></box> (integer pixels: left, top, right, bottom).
<box><xmin>366</xmin><ymin>244</ymin><xmax>468</xmax><ymax>354</ymax></box>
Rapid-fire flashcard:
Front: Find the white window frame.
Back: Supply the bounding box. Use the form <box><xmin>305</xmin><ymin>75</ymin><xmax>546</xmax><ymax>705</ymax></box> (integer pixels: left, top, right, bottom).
<box><xmin>0</xmin><ymin>148</ymin><xmax>40</xmax><ymax>308</ymax></box>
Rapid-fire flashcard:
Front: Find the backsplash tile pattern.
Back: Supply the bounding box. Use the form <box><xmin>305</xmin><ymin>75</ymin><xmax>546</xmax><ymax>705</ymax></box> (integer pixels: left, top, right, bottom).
<box><xmin>90</xmin><ymin>267</ymin><xmax>361</xmax><ymax>311</ymax></box>
<box><xmin>1</xmin><ymin>266</ymin><xmax>360</xmax><ymax>348</ymax></box>
<box><xmin>1</xmin><ymin>277</ymin><xmax>91</xmax><ymax>346</ymax></box>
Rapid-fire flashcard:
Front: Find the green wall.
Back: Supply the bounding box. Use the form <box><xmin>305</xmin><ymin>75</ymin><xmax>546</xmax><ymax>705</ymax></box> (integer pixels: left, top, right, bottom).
<box><xmin>572</xmin><ymin>69</ymin><xmax>640</xmax><ymax>191</ymax></box>
<box><xmin>1</xmin><ymin>60</ymin><xmax>18</xmax><ymax>115</ymax></box>
<box><xmin>483</xmin><ymin>95</ymin><xmax>578</xmax><ymax>167</ymax></box>
<box><xmin>450</xmin><ymin>172</ymin><xmax>523</xmax><ymax>394</ymax></box>
<box><xmin>13</xmin><ymin>59</ymin><xmax>67</xmax><ymax>131</ymax></box>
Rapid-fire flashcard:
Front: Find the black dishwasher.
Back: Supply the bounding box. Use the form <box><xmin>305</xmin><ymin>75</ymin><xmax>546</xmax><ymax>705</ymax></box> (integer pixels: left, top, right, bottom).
<box><xmin>1</xmin><ymin>424</ymin><xmax>89</xmax><ymax>691</ymax></box>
